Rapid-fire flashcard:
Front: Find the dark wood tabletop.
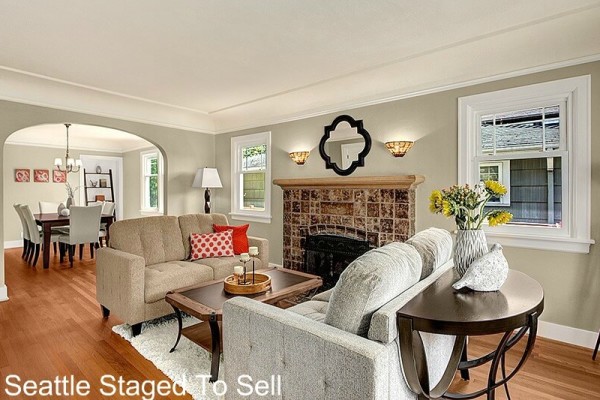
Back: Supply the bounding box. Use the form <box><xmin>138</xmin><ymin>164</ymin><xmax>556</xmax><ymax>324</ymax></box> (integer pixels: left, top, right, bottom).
<box><xmin>397</xmin><ymin>269</ymin><xmax>544</xmax><ymax>336</ymax></box>
<box><xmin>166</xmin><ymin>267</ymin><xmax>323</xmax><ymax>320</ymax></box>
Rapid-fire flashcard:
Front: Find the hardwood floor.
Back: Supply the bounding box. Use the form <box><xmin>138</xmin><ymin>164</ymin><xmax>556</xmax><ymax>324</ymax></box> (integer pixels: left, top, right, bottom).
<box><xmin>1</xmin><ymin>246</ymin><xmax>599</xmax><ymax>399</ymax></box>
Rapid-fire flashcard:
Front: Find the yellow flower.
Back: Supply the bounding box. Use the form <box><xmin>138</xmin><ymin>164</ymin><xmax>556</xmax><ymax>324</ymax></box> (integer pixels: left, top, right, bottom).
<box><xmin>429</xmin><ymin>190</ymin><xmax>443</xmax><ymax>213</ymax></box>
<box><xmin>442</xmin><ymin>200</ymin><xmax>453</xmax><ymax>217</ymax></box>
<box><xmin>488</xmin><ymin>211</ymin><xmax>512</xmax><ymax>227</ymax></box>
<box><xmin>484</xmin><ymin>180</ymin><xmax>507</xmax><ymax>196</ymax></box>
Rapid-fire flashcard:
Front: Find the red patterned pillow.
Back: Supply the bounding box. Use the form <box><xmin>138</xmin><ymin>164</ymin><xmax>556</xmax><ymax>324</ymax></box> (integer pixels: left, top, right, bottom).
<box><xmin>190</xmin><ymin>230</ymin><xmax>234</xmax><ymax>261</ymax></box>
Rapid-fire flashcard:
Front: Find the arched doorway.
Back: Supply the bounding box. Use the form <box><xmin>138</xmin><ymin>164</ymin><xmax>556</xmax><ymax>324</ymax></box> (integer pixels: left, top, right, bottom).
<box><xmin>3</xmin><ymin>123</ymin><xmax>167</xmax><ymax>259</ymax></box>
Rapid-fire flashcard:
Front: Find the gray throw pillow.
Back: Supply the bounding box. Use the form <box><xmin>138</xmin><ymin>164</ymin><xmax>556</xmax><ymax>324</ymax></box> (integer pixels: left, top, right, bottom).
<box><xmin>324</xmin><ymin>242</ymin><xmax>422</xmax><ymax>336</ymax></box>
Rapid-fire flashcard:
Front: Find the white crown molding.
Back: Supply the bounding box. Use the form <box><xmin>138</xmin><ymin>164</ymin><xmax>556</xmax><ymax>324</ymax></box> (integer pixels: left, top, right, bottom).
<box><xmin>3</xmin><ymin>139</ymin><xmax>152</xmax><ymax>154</ymax></box>
<box><xmin>214</xmin><ymin>53</ymin><xmax>600</xmax><ymax>134</ymax></box>
<box><xmin>0</xmin><ymin>67</ymin><xmax>216</xmax><ymax>134</ymax></box>
<box><xmin>2</xmin><ymin>53</ymin><xmax>599</xmax><ymax>137</ymax></box>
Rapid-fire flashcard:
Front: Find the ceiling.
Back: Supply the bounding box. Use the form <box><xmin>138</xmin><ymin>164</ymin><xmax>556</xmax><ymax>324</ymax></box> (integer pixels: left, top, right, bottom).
<box><xmin>1</xmin><ymin>1</ymin><xmax>599</xmax><ymax>134</ymax></box>
<box><xmin>5</xmin><ymin>124</ymin><xmax>154</xmax><ymax>153</ymax></box>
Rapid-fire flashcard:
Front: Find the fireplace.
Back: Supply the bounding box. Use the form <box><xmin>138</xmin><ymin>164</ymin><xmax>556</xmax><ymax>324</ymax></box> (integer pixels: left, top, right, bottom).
<box><xmin>274</xmin><ymin>175</ymin><xmax>424</xmax><ymax>271</ymax></box>
<box><xmin>303</xmin><ymin>233</ymin><xmax>371</xmax><ymax>290</ymax></box>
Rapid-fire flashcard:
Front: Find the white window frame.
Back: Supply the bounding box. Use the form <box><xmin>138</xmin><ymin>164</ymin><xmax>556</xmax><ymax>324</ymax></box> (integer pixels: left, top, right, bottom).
<box><xmin>140</xmin><ymin>150</ymin><xmax>164</xmax><ymax>215</ymax></box>
<box><xmin>458</xmin><ymin>75</ymin><xmax>593</xmax><ymax>253</ymax></box>
<box><xmin>479</xmin><ymin>160</ymin><xmax>511</xmax><ymax>206</ymax></box>
<box><xmin>230</xmin><ymin>132</ymin><xmax>272</xmax><ymax>223</ymax></box>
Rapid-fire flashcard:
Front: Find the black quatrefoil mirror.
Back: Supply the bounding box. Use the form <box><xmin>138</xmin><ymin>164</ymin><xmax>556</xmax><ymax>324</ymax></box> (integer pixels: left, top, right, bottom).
<box><xmin>319</xmin><ymin>115</ymin><xmax>372</xmax><ymax>176</ymax></box>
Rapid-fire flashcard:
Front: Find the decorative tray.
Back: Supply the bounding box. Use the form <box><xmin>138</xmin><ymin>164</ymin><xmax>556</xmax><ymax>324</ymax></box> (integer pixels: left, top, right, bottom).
<box><xmin>224</xmin><ymin>273</ymin><xmax>272</xmax><ymax>295</ymax></box>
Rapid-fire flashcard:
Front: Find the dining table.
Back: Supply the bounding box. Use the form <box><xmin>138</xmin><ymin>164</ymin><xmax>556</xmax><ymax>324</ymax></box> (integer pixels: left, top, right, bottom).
<box><xmin>34</xmin><ymin>213</ymin><xmax>116</xmax><ymax>269</ymax></box>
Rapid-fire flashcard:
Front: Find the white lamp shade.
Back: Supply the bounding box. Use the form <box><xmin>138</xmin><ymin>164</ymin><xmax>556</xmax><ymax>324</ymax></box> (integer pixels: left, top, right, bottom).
<box><xmin>54</xmin><ymin>158</ymin><xmax>63</xmax><ymax>166</ymax></box>
<box><xmin>192</xmin><ymin>168</ymin><xmax>223</xmax><ymax>188</ymax></box>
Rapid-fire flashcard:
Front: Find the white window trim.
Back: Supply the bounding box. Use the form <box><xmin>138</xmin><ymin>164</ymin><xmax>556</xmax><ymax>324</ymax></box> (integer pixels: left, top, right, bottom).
<box><xmin>458</xmin><ymin>75</ymin><xmax>593</xmax><ymax>253</ymax></box>
<box><xmin>140</xmin><ymin>150</ymin><xmax>164</xmax><ymax>215</ymax></box>
<box><xmin>230</xmin><ymin>132</ymin><xmax>272</xmax><ymax>223</ymax></box>
<box><xmin>479</xmin><ymin>160</ymin><xmax>511</xmax><ymax>206</ymax></box>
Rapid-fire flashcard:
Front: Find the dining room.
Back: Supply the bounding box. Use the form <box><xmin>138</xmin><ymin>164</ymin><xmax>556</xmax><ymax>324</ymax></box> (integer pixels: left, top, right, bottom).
<box><xmin>3</xmin><ymin>123</ymin><xmax>165</xmax><ymax>269</ymax></box>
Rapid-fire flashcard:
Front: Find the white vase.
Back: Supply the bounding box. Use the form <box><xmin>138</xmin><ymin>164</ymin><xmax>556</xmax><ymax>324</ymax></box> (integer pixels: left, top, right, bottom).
<box><xmin>454</xmin><ymin>229</ymin><xmax>488</xmax><ymax>277</ymax></box>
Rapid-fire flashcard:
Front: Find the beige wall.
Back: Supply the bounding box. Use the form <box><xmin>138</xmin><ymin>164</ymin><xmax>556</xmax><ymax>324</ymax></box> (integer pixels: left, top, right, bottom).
<box><xmin>214</xmin><ymin>61</ymin><xmax>600</xmax><ymax>332</ymax></box>
<box><xmin>0</xmin><ymin>101</ymin><xmax>215</xmax><ymax>291</ymax></box>
<box><xmin>3</xmin><ymin>144</ymin><xmax>122</xmax><ymax>242</ymax></box>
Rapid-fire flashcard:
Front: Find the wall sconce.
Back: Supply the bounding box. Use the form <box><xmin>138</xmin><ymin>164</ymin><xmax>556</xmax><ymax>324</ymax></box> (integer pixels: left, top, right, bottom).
<box><xmin>289</xmin><ymin>151</ymin><xmax>310</xmax><ymax>165</ymax></box>
<box><xmin>385</xmin><ymin>141</ymin><xmax>414</xmax><ymax>157</ymax></box>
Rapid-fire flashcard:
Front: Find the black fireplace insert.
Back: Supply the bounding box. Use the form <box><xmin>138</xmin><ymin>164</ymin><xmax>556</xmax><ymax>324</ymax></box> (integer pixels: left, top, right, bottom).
<box><xmin>302</xmin><ymin>233</ymin><xmax>371</xmax><ymax>290</ymax></box>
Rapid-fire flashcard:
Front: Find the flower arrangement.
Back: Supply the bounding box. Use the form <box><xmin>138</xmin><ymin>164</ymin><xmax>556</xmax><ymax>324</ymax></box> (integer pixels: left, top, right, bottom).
<box><xmin>429</xmin><ymin>181</ymin><xmax>513</xmax><ymax>230</ymax></box>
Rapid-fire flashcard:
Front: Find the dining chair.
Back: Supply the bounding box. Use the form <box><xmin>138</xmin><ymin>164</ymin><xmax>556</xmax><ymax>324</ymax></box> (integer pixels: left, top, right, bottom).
<box><xmin>99</xmin><ymin>202</ymin><xmax>115</xmax><ymax>247</ymax></box>
<box><xmin>38</xmin><ymin>201</ymin><xmax>60</xmax><ymax>214</ymax></box>
<box><xmin>20</xmin><ymin>205</ymin><xmax>60</xmax><ymax>266</ymax></box>
<box><xmin>13</xmin><ymin>204</ymin><xmax>30</xmax><ymax>259</ymax></box>
<box><xmin>39</xmin><ymin>201</ymin><xmax>68</xmax><ymax>247</ymax></box>
<box><xmin>58</xmin><ymin>205</ymin><xmax>102</xmax><ymax>267</ymax></box>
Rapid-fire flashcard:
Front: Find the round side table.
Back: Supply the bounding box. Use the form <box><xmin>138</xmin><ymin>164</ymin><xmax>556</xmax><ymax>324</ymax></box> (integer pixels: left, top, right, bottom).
<box><xmin>397</xmin><ymin>269</ymin><xmax>544</xmax><ymax>399</ymax></box>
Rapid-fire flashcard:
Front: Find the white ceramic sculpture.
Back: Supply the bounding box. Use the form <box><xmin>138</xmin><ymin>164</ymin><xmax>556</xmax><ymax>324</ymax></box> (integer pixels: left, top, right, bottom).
<box><xmin>59</xmin><ymin>208</ymin><xmax>70</xmax><ymax>216</ymax></box>
<box><xmin>452</xmin><ymin>243</ymin><xmax>509</xmax><ymax>292</ymax></box>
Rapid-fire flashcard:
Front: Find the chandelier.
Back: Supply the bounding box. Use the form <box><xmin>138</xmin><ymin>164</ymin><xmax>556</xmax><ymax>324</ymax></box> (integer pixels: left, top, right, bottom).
<box><xmin>54</xmin><ymin>123</ymin><xmax>82</xmax><ymax>173</ymax></box>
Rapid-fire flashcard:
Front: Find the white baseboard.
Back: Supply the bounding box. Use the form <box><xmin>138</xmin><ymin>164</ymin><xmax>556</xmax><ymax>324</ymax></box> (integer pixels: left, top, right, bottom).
<box><xmin>537</xmin><ymin>320</ymin><xmax>597</xmax><ymax>349</ymax></box>
<box><xmin>269</xmin><ymin>263</ymin><xmax>283</xmax><ymax>268</ymax></box>
<box><xmin>0</xmin><ymin>285</ymin><xmax>8</xmax><ymax>302</ymax></box>
<box><xmin>3</xmin><ymin>240</ymin><xmax>23</xmax><ymax>249</ymax></box>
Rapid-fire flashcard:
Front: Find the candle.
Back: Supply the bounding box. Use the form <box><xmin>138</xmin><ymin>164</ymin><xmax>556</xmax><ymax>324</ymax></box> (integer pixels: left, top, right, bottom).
<box><xmin>233</xmin><ymin>266</ymin><xmax>244</xmax><ymax>276</ymax></box>
<box><xmin>249</xmin><ymin>246</ymin><xmax>259</xmax><ymax>256</ymax></box>
<box><xmin>240</xmin><ymin>253</ymin><xmax>250</xmax><ymax>262</ymax></box>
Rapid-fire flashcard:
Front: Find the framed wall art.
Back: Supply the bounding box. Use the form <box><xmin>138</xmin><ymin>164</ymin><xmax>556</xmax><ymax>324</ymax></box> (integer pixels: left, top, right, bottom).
<box><xmin>34</xmin><ymin>169</ymin><xmax>50</xmax><ymax>183</ymax></box>
<box><xmin>14</xmin><ymin>169</ymin><xmax>30</xmax><ymax>182</ymax></box>
<box><xmin>53</xmin><ymin>169</ymin><xmax>67</xmax><ymax>183</ymax></box>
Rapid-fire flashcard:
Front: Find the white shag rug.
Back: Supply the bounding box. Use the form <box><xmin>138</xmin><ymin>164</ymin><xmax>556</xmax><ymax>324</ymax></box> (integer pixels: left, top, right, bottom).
<box><xmin>113</xmin><ymin>316</ymin><xmax>223</xmax><ymax>400</ymax></box>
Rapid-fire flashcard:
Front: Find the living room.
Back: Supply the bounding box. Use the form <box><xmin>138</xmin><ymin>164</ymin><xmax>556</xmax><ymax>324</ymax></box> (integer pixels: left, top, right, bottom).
<box><xmin>1</xmin><ymin>1</ymin><xmax>599</xmax><ymax>399</ymax></box>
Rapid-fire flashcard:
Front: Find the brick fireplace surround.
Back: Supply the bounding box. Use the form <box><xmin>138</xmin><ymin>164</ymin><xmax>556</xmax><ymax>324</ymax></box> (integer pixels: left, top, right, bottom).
<box><xmin>274</xmin><ymin>175</ymin><xmax>424</xmax><ymax>270</ymax></box>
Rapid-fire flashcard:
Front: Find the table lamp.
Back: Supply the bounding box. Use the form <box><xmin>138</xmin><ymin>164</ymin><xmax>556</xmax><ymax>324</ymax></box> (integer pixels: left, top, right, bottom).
<box><xmin>192</xmin><ymin>168</ymin><xmax>222</xmax><ymax>213</ymax></box>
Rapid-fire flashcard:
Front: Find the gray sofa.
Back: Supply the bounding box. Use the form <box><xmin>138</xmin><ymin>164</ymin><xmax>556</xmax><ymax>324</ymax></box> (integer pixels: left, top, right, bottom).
<box><xmin>223</xmin><ymin>228</ymin><xmax>453</xmax><ymax>400</ymax></box>
<box><xmin>96</xmin><ymin>213</ymin><xmax>269</xmax><ymax>335</ymax></box>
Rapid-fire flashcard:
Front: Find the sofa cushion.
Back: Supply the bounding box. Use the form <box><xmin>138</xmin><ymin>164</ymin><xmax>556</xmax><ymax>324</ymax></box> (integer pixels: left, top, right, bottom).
<box><xmin>195</xmin><ymin>257</ymin><xmax>264</xmax><ymax>280</ymax></box>
<box><xmin>190</xmin><ymin>230</ymin><xmax>235</xmax><ymax>260</ymax></box>
<box><xmin>144</xmin><ymin>261</ymin><xmax>214</xmax><ymax>303</ymax></box>
<box><xmin>110</xmin><ymin>216</ymin><xmax>185</xmax><ymax>265</ymax></box>
<box><xmin>179</xmin><ymin>213</ymin><xmax>229</xmax><ymax>259</ymax></box>
<box><xmin>311</xmin><ymin>288</ymin><xmax>333</xmax><ymax>302</ymax></box>
<box><xmin>288</xmin><ymin>300</ymin><xmax>328</xmax><ymax>323</ymax></box>
<box><xmin>406</xmin><ymin>227</ymin><xmax>453</xmax><ymax>280</ymax></box>
<box><xmin>324</xmin><ymin>242</ymin><xmax>422</xmax><ymax>337</ymax></box>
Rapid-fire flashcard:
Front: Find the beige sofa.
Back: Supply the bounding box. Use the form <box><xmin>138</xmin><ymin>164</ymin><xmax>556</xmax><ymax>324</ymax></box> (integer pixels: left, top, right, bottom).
<box><xmin>96</xmin><ymin>213</ymin><xmax>269</xmax><ymax>336</ymax></box>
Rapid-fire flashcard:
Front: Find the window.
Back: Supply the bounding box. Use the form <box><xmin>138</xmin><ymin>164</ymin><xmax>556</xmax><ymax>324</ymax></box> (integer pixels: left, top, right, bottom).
<box><xmin>459</xmin><ymin>76</ymin><xmax>592</xmax><ymax>253</ymax></box>
<box><xmin>140</xmin><ymin>150</ymin><xmax>164</xmax><ymax>214</ymax></box>
<box><xmin>231</xmin><ymin>132</ymin><xmax>271</xmax><ymax>223</ymax></box>
<box><xmin>479</xmin><ymin>161</ymin><xmax>510</xmax><ymax>206</ymax></box>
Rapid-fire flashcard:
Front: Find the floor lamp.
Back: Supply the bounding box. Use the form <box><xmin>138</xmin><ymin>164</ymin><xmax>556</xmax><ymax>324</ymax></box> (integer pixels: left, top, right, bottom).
<box><xmin>192</xmin><ymin>168</ymin><xmax>223</xmax><ymax>213</ymax></box>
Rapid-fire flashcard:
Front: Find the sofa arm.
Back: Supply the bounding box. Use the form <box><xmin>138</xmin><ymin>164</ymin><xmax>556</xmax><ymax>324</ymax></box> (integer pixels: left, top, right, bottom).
<box><xmin>223</xmin><ymin>297</ymin><xmax>390</xmax><ymax>400</ymax></box>
<box><xmin>248</xmin><ymin>236</ymin><xmax>269</xmax><ymax>267</ymax></box>
<box><xmin>96</xmin><ymin>247</ymin><xmax>146</xmax><ymax>325</ymax></box>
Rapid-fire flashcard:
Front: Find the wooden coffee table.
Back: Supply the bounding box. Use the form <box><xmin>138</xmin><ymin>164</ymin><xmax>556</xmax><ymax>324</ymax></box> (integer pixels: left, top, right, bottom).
<box><xmin>165</xmin><ymin>267</ymin><xmax>322</xmax><ymax>382</ymax></box>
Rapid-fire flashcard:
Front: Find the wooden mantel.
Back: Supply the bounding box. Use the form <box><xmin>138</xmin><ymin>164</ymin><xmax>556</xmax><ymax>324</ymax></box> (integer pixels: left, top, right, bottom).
<box><xmin>273</xmin><ymin>175</ymin><xmax>425</xmax><ymax>189</ymax></box>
